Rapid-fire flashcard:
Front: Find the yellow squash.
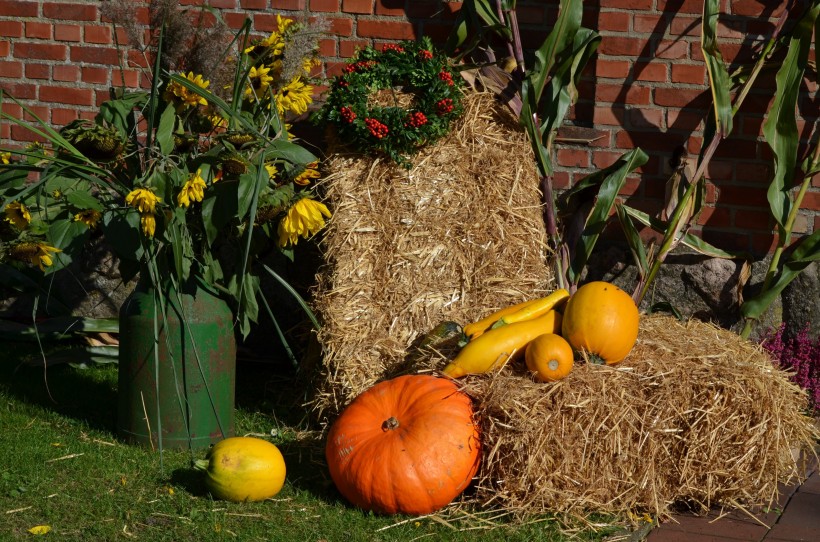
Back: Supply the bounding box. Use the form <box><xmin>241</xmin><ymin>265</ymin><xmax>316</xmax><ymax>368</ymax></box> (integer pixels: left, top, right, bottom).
<box><xmin>443</xmin><ymin>310</ymin><xmax>562</xmax><ymax>378</ymax></box>
<box><xmin>490</xmin><ymin>288</ymin><xmax>569</xmax><ymax>328</ymax></box>
<box><xmin>196</xmin><ymin>437</ymin><xmax>286</xmax><ymax>502</ymax></box>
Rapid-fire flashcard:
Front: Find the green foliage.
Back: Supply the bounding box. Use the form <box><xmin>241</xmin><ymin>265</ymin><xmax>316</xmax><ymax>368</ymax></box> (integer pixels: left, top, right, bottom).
<box><xmin>0</xmin><ymin>9</ymin><xmax>327</xmax><ymax>338</ymax></box>
<box><xmin>313</xmin><ymin>37</ymin><xmax>464</xmax><ymax>168</ymax></box>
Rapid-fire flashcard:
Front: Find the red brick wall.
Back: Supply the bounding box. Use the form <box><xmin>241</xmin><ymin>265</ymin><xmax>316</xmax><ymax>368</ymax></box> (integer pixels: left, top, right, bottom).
<box><xmin>1</xmin><ymin>0</ymin><xmax>818</xmax><ymax>256</ymax></box>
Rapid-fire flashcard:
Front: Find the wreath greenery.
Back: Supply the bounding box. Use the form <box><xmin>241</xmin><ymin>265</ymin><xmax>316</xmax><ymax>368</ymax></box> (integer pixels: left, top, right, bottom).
<box><xmin>314</xmin><ymin>36</ymin><xmax>464</xmax><ymax>168</ymax></box>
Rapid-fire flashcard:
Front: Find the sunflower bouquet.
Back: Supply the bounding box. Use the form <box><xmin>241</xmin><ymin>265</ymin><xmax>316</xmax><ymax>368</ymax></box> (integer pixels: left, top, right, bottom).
<box><xmin>0</xmin><ymin>4</ymin><xmax>330</xmax><ymax>338</ymax></box>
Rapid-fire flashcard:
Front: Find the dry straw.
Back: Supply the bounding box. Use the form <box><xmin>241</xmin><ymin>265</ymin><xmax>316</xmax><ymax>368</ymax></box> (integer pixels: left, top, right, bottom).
<box><xmin>308</xmin><ymin>91</ymin><xmax>553</xmax><ymax>422</ymax></box>
<box><xmin>460</xmin><ymin>314</ymin><xmax>819</xmax><ymax>520</ymax></box>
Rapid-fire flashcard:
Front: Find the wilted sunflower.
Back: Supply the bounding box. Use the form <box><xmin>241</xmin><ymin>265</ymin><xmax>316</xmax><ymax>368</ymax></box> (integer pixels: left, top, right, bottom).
<box><xmin>9</xmin><ymin>241</ymin><xmax>62</xmax><ymax>271</ymax></box>
<box><xmin>140</xmin><ymin>213</ymin><xmax>157</xmax><ymax>238</ymax></box>
<box><xmin>125</xmin><ymin>188</ymin><xmax>161</xmax><ymax>214</ymax></box>
<box><xmin>4</xmin><ymin>201</ymin><xmax>31</xmax><ymax>229</ymax></box>
<box><xmin>177</xmin><ymin>169</ymin><xmax>207</xmax><ymax>208</ymax></box>
<box><xmin>1</xmin><ymin>151</ymin><xmax>10</xmax><ymax>164</ymax></box>
<box><xmin>74</xmin><ymin>209</ymin><xmax>102</xmax><ymax>229</ymax></box>
<box><xmin>277</xmin><ymin>197</ymin><xmax>331</xmax><ymax>247</ymax></box>
<box><xmin>275</xmin><ymin>76</ymin><xmax>313</xmax><ymax>116</ymax></box>
<box><xmin>293</xmin><ymin>161</ymin><xmax>320</xmax><ymax>186</ymax></box>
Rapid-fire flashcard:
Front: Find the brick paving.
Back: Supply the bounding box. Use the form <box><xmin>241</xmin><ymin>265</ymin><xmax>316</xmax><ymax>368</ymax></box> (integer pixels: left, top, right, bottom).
<box><xmin>647</xmin><ymin>468</ymin><xmax>820</xmax><ymax>542</ymax></box>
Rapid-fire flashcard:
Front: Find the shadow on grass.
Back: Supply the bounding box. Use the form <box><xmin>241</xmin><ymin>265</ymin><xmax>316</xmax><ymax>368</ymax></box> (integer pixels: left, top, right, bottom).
<box><xmin>0</xmin><ymin>341</ymin><xmax>119</xmax><ymax>434</ymax></box>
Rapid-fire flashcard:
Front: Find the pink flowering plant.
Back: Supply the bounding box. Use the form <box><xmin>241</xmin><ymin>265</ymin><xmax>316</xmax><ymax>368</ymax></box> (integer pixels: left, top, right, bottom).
<box><xmin>761</xmin><ymin>324</ymin><xmax>820</xmax><ymax>412</ymax></box>
<box><xmin>0</xmin><ymin>4</ymin><xmax>329</xmax><ymax>338</ymax></box>
<box><xmin>313</xmin><ymin>36</ymin><xmax>464</xmax><ymax>168</ymax></box>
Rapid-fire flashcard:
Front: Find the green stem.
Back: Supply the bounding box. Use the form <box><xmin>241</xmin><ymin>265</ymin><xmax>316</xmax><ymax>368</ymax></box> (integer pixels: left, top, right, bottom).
<box><xmin>740</xmin><ymin>170</ymin><xmax>813</xmax><ymax>338</ymax></box>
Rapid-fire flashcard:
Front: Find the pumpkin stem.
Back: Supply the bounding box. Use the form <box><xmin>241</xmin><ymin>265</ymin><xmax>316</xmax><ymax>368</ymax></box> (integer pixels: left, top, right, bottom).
<box><xmin>381</xmin><ymin>416</ymin><xmax>400</xmax><ymax>431</ymax></box>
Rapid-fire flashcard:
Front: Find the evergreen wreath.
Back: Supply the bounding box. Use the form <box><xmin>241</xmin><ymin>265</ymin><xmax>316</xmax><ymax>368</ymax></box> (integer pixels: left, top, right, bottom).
<box><xmin>315</xmin><ymin>36</ymin><xmax>464</xmax><ymax>168</ymax></box>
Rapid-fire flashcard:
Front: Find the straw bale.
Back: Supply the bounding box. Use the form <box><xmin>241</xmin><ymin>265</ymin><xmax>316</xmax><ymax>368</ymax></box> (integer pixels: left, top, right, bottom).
<box><xmin>309</xmin><ymin>92</ymin><xmax>553</xmax><ymax>422</ymax></box>
<box><xmin>460</xmin><ymin>314</ymin><xmax>819</xmax><ymax>519</ymax></box>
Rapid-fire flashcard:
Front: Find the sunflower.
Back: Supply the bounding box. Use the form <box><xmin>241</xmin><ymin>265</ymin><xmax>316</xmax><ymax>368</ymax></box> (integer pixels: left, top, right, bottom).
<box><xmin>1</xmin><ymin>151</ymin><xmax>10</xmax><ymax>164</ymax></box>
<box><xmin>125</xmin><ymin>187</ymin><xmax>161</xmax><ymax>214</ymax></box>
<box><xmin>74</xmin><ymin>209</ymin><xmax>102</xmax><ymax>229</ymax></box>
<box><xmin>4</xmin><ymin>201</ymin><xmax>31</xmax><ymax>229</ymax></box>
<box><xmin>277</xmin><ymin>196</ymin><xmax>331</xmax><ymax>247</ymax></box>
<box><xmin>275</xmin><ymin>76</ymin><xmax>313</xmax><ymax>116</ymax></box>
<box><xmin>293</xmin><ymin>161</ymin><xmax>320</xmax><ymax>186</ymax></box>
<box><xmin>245</xmin><ymin>65</ymin><xmax>274</xmax><ymax>100</ymax></box>
<box><xmin>164</xmin><ymin>72</ymin><xmax>210</xmax><ymax>110</ymax></box>
<box><xmin>9</xmin><ymin>241</ymin><xmax>62</xmax><ymax>271</ymax></box>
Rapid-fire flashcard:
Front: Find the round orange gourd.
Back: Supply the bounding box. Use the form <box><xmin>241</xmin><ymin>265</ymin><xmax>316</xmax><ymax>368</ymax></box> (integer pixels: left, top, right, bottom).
<box><xmin>561</xmin><ymin>281</ymin><xmax>639</xmax><ymax>365</ymax></box>
<box><xmin>325</xmin><ymin>375</ymin><xmax>481</xmax><ymax>515</ymax></box>
<box><xmin>525</xmin><ymin>333</ymin><xmax>574</xmax><ymax>382</ymax></box>
<box><xmin>198</xmin><ymin>437</ymin><xmax>286</xmax><ymax>502</ymax></box>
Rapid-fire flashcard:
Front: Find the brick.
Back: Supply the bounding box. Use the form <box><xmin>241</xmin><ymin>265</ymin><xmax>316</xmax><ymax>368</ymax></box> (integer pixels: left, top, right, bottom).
<box><xmin>25</xmin><ymin>22</ymin><xmax>51</xmax><ymax>40</ymax></box>
<box><xmin>357</xmin><ymin>19</ymin><xmax>415</xmax><ymax>40</ymax></box>
<box><xmin>628</xmin><ymin>107</ymin><xmax>663</xmax><ymax>129</ymax></box>
<box><xmin>731</xmin><ymin>0</ymin><xmax>788</xmax><ymax>17</ymax></box>
<box><xmin>596</xmin><ymin>83</ymin><xmax>651</xmax><ymax>105</ymax></box>
<box><xmin>318</xmin><ymin>37</ymin><xmax>337</xmax><ymax>57</ymax></box>
<box><xmin>734</xmin><ymin>209</ymin><xmax>774</xmax><ymax>230</ymax></box>
<box><xmin>0</xmin><ymin>0</ymin><xmax>38</xmax><ymax>17</ymax></box>
<box><xmin>791</xmin><ymin>213</ymin><xmax>809</xmax><ymax>234</ymax></box>
<box><xmin>633</xmin><ymin>15</ymin><xmax>662</xmax><ymax>34</ymax></box>
<box><xmin>752</xmin><ymin>233</ymin><xmax>778</xmax><ymax>254</ymax></box>
<box><xmin>600</xmin><ymin>0</ymin><xmax>653</xmax><ymax>8</ymax></box>
<box><xmin>39</xmin><ymin>85</ymin><xmax>94</xmax><ymax>106</ymax></box>
<box><xmin>42</xmin><ymin>2</ymin><xmax>98</xmax><ymax>21</ymax></box>
<box><xmin>25</xmin><ymin>63</ymin><xmax>50</xmax><ymax>79</ymax></box>
<box><xmin>240</xmin><ymin>0</ymin><xmax>268</xmax><ymax>7</ymax></box>
<box><xmin>552</xmin><ymin>171</ymin><xmax>571</xmax><ymax>190</ymax></box>
<box><xmin>14</xmin><ymin>42</ymin><xmax>67</xmax><ymax>60</ymax></box>
<box><xmin>666</xmin><ymin>109</ymin><xmax>704</xmax><ymax>132</ymax></box>
<box><xmin>803</xmin><ymin>190</ymin><xmax>820</xmax><ymax>211</ymax></box>
<box><xmin>669</xmin><ymin>17</ymin><xmax>701</xmax><ymax>38</ymax></box>
<box><xmin>599</xmin><ymin>36</ymin><xmax>645</xmax><ymax>57</ymax></box>
<box><xmin>339</xmin><ymin>38</ymin><xmax>368</xmax><ymax>57</ymax></box>
<box><xmin>593</xmin><ymin>106</ymin><xmax>625</xmax><ymax>126</ymax></box>
<box><xmin>342</xmin><ymin>0</ymin><xmax>372</xmax><ymax>14</ymax></box>
<box><xmin>310</xmin><ymin>0</ymin><xmax>340</xmax><ymax>11</ymax></box>
<box><xmin>0</xmin><ymin>81</ymin><xmax>36</xmax><ymax>100</ymax></box>
<box><xmin>51</xmin><ymin>107</ymin><xmax>81</xmax><ymax>126</ymax></box>
<box><xmin>84</xmin><ymin>25</ymin><xmax>112</xmax><ymax>45</ymax></box>
<box><xmin>736</xmin><ymin>162</ymin><xmax>771</xmax><ymax>183</ymax></box>
<box><xmin>69</xmin><ymin>45</ymin><xmax>119</xmax><ymax>65</ymax></box>
<box><xmin>592</xmin><ymin>150</ymin><xmax>623</xmax><ymax>169</ymax></box>
<box><xmin>670</xmin><ymin>63</ymin><xmax>705</xmax><ymax>85</ymax></box>
<box><xmin>0</xmin><ymin>59</ymin><xmax>22</xmax><ymax>78</ymax></box>
<box><xmin>54</xmin><ymin>24</ymin><xmax>81</xmax><ymax>42</ymax></box>
<box><xmin>634</xmin><ymin>62</ymin><xmax>667</xmax><ymax>82</ymax></box>
<box><xmin>696</xmin><ymin>206</ymin><xmax>731</xmax><ymax>227</ymax></box>
<box><xmin>556</xmin><ymin>148</ymin><xmax>589</xmax><ymax>168</ymax></box>
<box><xmin>0</xmin><ymin>20</ymin><xmax>23</xmax><ymax>38</ymax></box>
<box><xmin>719</xmin><ymin>185</ymin><xmax>768</xmax><ymax>207</ymax></box>
<box><xmin>706</xmin><ymin>160</ymin><xmax>733</xmax><ymax>181</ymax></box>
<box><xmin>595</xmin><ymin>11</ymin><xmax>630</xmax><ymax>32</ymax></box>
<box><xmin>11</xmin><ymin>124</ymin><xmax>47</xmax><ymax>143</ymax></box>
<box><xmin>595</xmin><ymin>59</ymin><xmax>630</xmax><ymax>79</ymax></box>
<box><xmin>657</xmin><ymin>0</ymin><xmax>703</xmax><ymax>14</ymax></box>
<box><xmin>654</xmin><ymin>39</ymin><xmax>689</xmax><ymax>60</ymax></box>
<box><xmin>654</xmin><ymin>87</ymin><xmax>710</xmax><ymax>108</ymax></box>
<box><xmin>207</xmin><ymin>0</ymin><xmax>236</xmax><ymax>7</ymax></box>
<box><xmin>327</xmin><ymin>16</ymin><xmax>354</xmax><ymax>37</ymax></box>
<box><xmin>53</xmin><ymin>64</ymin><xmax>79</xmax><ymax>82</ymax></box>
<box><xmin>0</xmin><ymin>40</ymin><xmax>9</xmax><ymax>56</ymax></box>
<box><xmin>376</xmin><ymin>0</ymin><xmax>404</xmax><ymax>16</ymax></box>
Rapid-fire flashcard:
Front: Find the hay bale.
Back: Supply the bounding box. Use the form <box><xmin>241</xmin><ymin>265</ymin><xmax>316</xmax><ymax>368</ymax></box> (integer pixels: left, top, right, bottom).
<box><xmin>309</xmin><ymin>92</ymin><xmax>553</xmax><ymax>422</ymax></box>
<box><xmin>462</xmin><ymin>314</ymin><xmax>819</xmax><ymax>519</ymax></box>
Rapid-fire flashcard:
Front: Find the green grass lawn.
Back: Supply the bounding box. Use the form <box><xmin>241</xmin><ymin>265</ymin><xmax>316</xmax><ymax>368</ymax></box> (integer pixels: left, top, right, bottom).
<box><xmin>0</xmin><ymin>342</ymin><xmax>624</xmax><ymax>541</ymax></box>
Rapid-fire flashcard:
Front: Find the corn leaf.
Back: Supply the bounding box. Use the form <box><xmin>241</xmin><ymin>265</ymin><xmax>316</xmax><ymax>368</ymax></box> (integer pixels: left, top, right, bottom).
<box><xmin>565</xmin><ymin>148</ymin><xmax>648</xmax><ymax>284</ymax></box>
<box><xmin>741</xmin><ymin>229</ymin><xmax>820</xmax><ymax>319</ymax></box>
<box><xmin>763</xmin><ymin>3</ymin><xmax>820</xmax><ymax>234</ymax></box>
<box><xmin>615</xmin><ymin>203</ymin><xmax>648</xmax><ymax>279</ymax></box>
<box><xmin>702</xmin><ymin>0</ymin><xmax>733</xmax><ymax>137</ymax></box>
<box><xmin>621</xmin><ymin>204</ymin><xmax>748</xmax><ymax>260</ymax></box>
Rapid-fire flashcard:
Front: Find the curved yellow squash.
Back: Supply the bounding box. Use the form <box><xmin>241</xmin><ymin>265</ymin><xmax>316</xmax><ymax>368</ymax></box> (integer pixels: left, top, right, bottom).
<box><xmin>443</xmin><ymin>310</ymin><xmax>562</xmax><ymax>378</ymax></box>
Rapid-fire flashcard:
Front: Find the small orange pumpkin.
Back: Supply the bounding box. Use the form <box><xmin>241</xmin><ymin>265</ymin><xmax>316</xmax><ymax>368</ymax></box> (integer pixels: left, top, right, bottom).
<box><xmin>325</xmin><ymin>374</ymin><xmax>481</xmax><ymax>515</ymax></box>
<box><xmin>525</xmin><ymin>333</ymin><xmax>574</xmax><ymax>382</ymax></box>
<box><xmin>561</xmin><ymin>281</ymin><xmax>640</xmax><ymax>365</ymax></box>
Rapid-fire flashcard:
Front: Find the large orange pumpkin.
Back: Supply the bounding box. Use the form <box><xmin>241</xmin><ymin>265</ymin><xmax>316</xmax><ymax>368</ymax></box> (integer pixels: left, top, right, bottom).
<box><xmin>561</xmin><ymin>281</ymin><xmax>640</xmax><ymax>365</ymax></box>
<box><xmin>325</xmin><ymin>374</ymin><xmax>481</xmax><ymax>515</ymax></box>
